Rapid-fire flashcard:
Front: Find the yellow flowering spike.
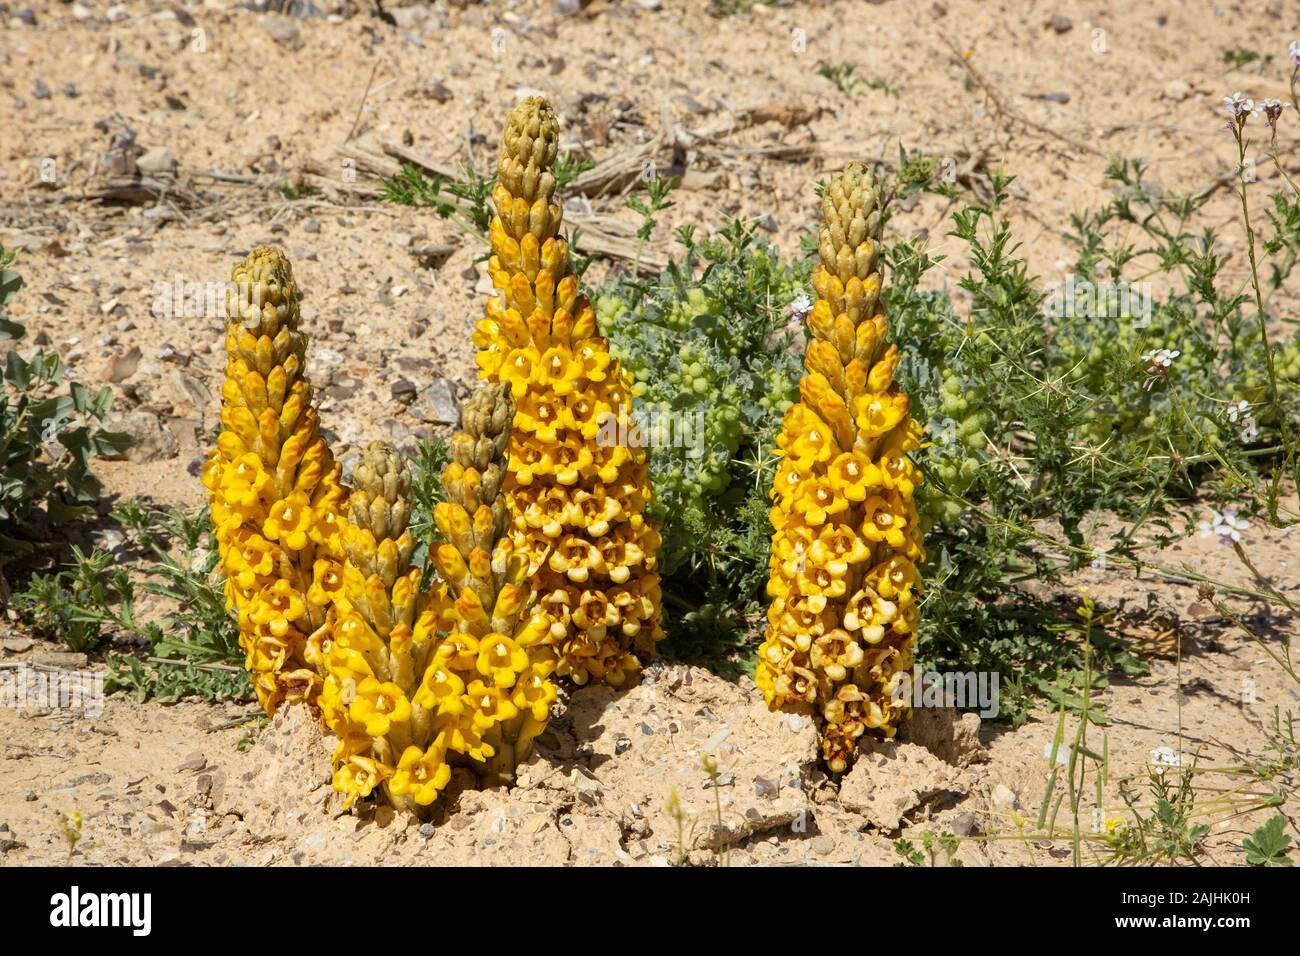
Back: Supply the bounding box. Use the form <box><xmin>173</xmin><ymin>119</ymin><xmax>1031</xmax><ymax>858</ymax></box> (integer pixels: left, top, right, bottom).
<box><xmin>758</xmin><ymin>163</ymin><xmax>925</xmax><ymax>774</ymax></box>
<box><xmin>474</xmin><ymin>98</ymin><xmax>662</xmax><ymax>686</ymax></box>
<box><xmin>429</xmin><ymin>383</ymin><xmax>558</xmax><ymax>787</ymax></box>
<box><xmin>315</xmin><ymin>441</ymin><xmax>444</xmax><ymax>814</ymax></box>
<box><xmin>202</xmin><ymin>247</ymin><xmax>345</xmax><ymax>715</ymax></box>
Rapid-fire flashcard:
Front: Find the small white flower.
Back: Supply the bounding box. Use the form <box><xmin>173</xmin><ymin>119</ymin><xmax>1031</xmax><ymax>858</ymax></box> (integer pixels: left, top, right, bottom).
<box><xmin>1141</xmin><ymin>348</ymin><xmax>1180</xmax><ymax>389</ymax></box>
<box><xmin>1227</xmin><ymin>400</ymin><xmax>1259</xmax><ymax>443</ymax></box>
<box><xmin>1142</xmin><ymin>347</ymin><xmax>1180</xmax><ymax>369</ymax></box>
<box><xmin>1149</xmin><ymin>746</ymin><xmax>1181</xmax><ymax>774</ymax></box>
<box><xmin>788</xmin><ymin>293</ymin><xmax>812</xmax><ymax>322</ymax></box>
<box><xmin>1256</xmin><ymin>98</ymin><xmax>1291</xmax><ymax>128</ymax></box>
<box><xmin>1199</xmin><ymin>507</ymin><xmax>1249</xmax><ymax>548</ymax></box>
<box><xmin>1224</xmin><ymin>91</ymin><xmax>1254</xmax><ymax>119</ymax></box>
<box><xmin>1290</xmin><ymin>40</ymin><xmax>1300</xmax><ymax>68</ymax></box>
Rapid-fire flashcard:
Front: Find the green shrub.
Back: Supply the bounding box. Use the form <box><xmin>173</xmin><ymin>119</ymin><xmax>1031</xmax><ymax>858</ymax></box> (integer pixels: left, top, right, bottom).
<box><xmin>595</xmin><ymin>224</ymin><xmax>806</xmax><ymax>670</ymax></box>
<box><xmin>0</xmin><ymin>245</ymin><xmax>130</xmax><ymax>598</ymax></box>
<box><xmin>590</xmin><ymin>150</ymin><xmax>1300</xmax><ymax>713</ymax></box>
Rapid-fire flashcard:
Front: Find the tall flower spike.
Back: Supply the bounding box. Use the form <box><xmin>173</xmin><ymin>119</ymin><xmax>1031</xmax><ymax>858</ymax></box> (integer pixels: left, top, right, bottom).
<box><xmin>758</xmin><ymin>164</ymin><xmax>925</xmax><ymax>774</ymax></box>
<box><xmin>321</xmin><ymin>390</ymin><xmax>559</xmax><ymax>814</ymax></box>
<box><xmin>473</xmin><ymin>98</ymin><xmax>663</xmax><ymax>687</ymax></box>
<box><xmin>202</xmin><ymin>247</ymin><xmax>345</xmax><ymax>715</ymax></box>
<box><xmin>429</xmin><ymin>383</ymin><xmax>557</xmax><ymax>787</ymax></box>
<box><xmin>317</xmin><ymin>441</ymin><xmax>444</xmax><ymax>812</ymax></box>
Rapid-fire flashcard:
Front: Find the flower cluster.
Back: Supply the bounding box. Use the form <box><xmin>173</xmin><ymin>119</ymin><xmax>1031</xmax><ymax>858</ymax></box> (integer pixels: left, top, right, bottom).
<box><xmin>473</xmin><ymin>98</ymin><xmax>662</xmax><ymax>686</ymax></box>
<box><xmin>1225</xmin><ymin>399</ymin><xmax>1259</xmax><ymax>443</ymax></box>
<box><xmin>1224</xmin><ymin>91</ymin><xmax>1255</xmax><ymax>124</ymax></box>
<box><xmin>757</xmin><ymin>163</ymin><xmax>925</xmax><ymax>773</ymax></box>
<box><xmin>313</xmin><ymin>441</ymin><xmax>426</xmax><ymax>809</ymax></box>
<box><xmin>1199</xmin><ymin>507</ymin><xmax>1249</xmax><ymax>549</ymax></box>
<box><xmin>202</xmin><ymin>247</ymin><xmax>345</xmax><ymax>715</ymax></box>
<box><xmin>320</xmin><ymin>388</ymin><xmax>557</xmax><ymax>813</ymax></box>
<box><xmin>1256</xmin><ymin>98</ymin><xmax>1291</xmax><ymax>129</ymax></box>
<box><xmin>1141</xmin><ymin>347</ymin><xmax>1180</xmax><ymax>390</ymax></box>
<box><xmin>1222</xmin><ymin>87</ymin><xmax>1292</xmax><ymax>131</ymax></box>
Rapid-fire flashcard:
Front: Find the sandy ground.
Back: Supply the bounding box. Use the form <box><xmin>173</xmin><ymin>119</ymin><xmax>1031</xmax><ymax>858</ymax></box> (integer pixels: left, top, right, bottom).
<box><xmin>1</xmin><ymin>0</ymin><xmax>1298</xmax><ymax>865</ymax></box>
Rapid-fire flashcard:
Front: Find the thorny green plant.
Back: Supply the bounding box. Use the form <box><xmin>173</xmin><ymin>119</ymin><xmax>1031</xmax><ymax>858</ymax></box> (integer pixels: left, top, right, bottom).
<box><xmin>595</xmin><ymin>221</ymin><xmax>805</xmax><ymax>673</ymax></box>
<box><xmin>958</xmin><ymin>53</ymin><xmax>1300</xmax><ymax>864</ymax></box>
<box><xmin>585</xmin><ymin>125</ymin><xmax>1300</xmax><ymax>707</ymax></box>
<box><xmin>625</xmin><ymin>172</ymin><xmax>679</xmax><ymax>271</ymax></box>
<box><xmin>380</xmin><ymin>151</ymin><xmax>592</xmax><ymax>240</ymax></box>
<box><xmin>408</xmin><ymin>434</ymin><xmax>449</xmax><ymax>581</ymax></box>
<box><xmin>379</xmin><ymin>161</ymin><xmax>496</xmax><ymax>236</ymax></box>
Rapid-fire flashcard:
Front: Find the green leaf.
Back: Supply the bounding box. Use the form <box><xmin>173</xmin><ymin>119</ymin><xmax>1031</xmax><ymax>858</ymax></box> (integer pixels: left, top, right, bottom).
<box><xmin>1243</xmin><ymin>816</ymin><xmax>1293</xmax><ymax>867</ymax></box>
<box><xmin>28</xmin><ymin>350</ymin><xmax>63</xmax><ymax>385</ymax></box>
<box><xmin>28</xmin><ymin>394</ymin><xmax>75</xmax><ymax>429</ymax></box>
<box><xmin>90</xmin><ymin>429</ymin><xmax>133</xmax><ymax>458</ymax></box>
<box><xmin>47</xmin><ymin>497</ymin><xmax>91</xmax><ymax>525</ymax></box>
<box><xmin>4</xmin><ymin>349</ymin><xmax>31</xmax><ymax>390</ymax></box>
<box><xmin>0</xmin><ymin>267</ymin><xmax>22</xmax><ymax>306</ymax></box>
<box><xmin>70</xmin><ymin>380</ymin><xmax>92</xmax><ymax>414</ymax></box>
<box><xmin>90</xmin><ymin>385</ymin><xmax>115</xmax><ymax>420</ymax></box>
<box><xmin>0</xmin><ymin>316</ymin><xmax>25</xmax><ymax>341</ymax></box>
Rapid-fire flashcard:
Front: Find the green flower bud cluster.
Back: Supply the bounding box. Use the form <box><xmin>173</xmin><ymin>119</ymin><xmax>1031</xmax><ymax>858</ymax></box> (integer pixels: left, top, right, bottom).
<box><xmin>595</xmin><ymin>235</ymin><xmax>807</xmax><ymax>570</ymax></box>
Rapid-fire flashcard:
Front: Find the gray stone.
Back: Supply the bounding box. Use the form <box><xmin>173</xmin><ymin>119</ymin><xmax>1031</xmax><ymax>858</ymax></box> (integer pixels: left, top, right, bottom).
<box><xmin>261</xmin><ymin>17</ymin><xmax>302</xmax><ymax>48</ymax></box>
<box><xmin>416</xmin><ymin>378</ymin><xmax>459</xmax><ymax>424</ymax></box>
<box><xmin>176</xmin><ymin>751</ymin><xmax>206</xmax><ymax>773</ymax></box>
<box><xmin>137</xmin><ymin>146</ymin><xmax>177</xmax><ymax>176</ymax></box>
<box><xmin>426</xmin><ymin>78</ymin><xmax>454</xmax><ymax>103</ymax></box>
<box><xmin>389</xmin><ymin>4</ymin><xmax>427</xmax><ymax>29</ymax></box>
<box><xmin>103</xmin><ymin>410</ymin><xmax>180</xmax><ymax>462</ymax></box>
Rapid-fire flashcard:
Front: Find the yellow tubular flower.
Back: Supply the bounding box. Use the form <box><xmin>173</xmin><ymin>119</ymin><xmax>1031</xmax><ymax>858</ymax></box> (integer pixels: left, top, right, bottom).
<box><xmin>201</xmin><ymin>247</ymin><xmax>345</xmax><ymax>715</ymax></box>
<box><xmin>428</xmin><ymin>383</ymin><xmax>558</xmax><ymax>788</ymax></box>
<box><xmin>758</xmin><ymin>164</ymin><xmax>926</xmax><ymax>774</ymax></box>
<box><xmin>473</xmin><ymin>98</ymin><xmax>662</xmax><ymax>687</ymax></box>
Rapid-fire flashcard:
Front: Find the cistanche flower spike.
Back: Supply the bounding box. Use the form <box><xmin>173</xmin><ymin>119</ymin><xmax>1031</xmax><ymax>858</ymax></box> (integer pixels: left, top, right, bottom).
<box><xmin>758</xmin><ymin>163</ymin><xmax>926</xmax><ymax>774</ymax></box>
<box><xmin>202</xmin><ymin>246</ymin><xmax>346</xmax><ymax>715</ymax></box>
<box><xmin>319</xmin><ymin>386</ymin><xmax>560</xmax><ymax>813</ymax></box>
<box><xmin>473</xmin><ymin>97</ymin><xmax>663</xmax><ymax>688</ymax></box>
